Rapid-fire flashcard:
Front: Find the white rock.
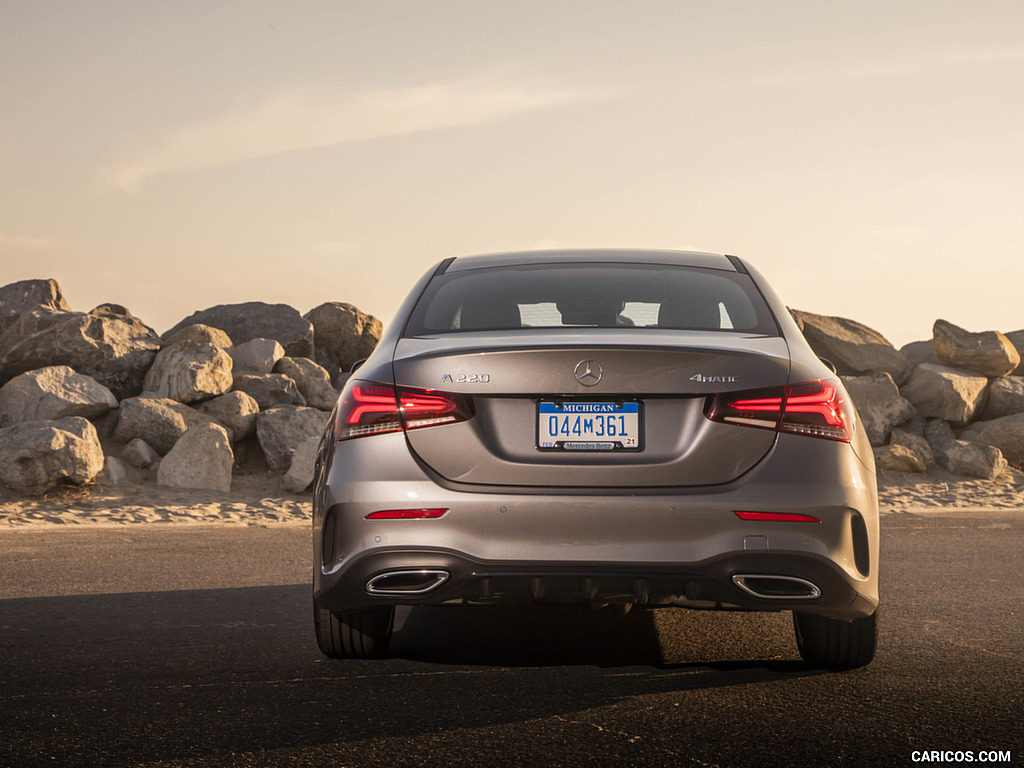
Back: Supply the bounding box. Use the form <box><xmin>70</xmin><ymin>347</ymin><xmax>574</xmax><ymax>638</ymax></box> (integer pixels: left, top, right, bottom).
<box><xmin>980</xmin><ymin>377</ymin><xmax>1024</xmax><ymax>421</ymax></box>
<box><xmin>233</xmin><ymin>373</ymin><xmax>305</xmax><ymax>409</ymax></box>
<box><xmin>899</xmin><ymin>364</ymin><xmax>988</xmax><ymax>427</ymax></box>
<box><xmin>143</xmin><ymin>324</ymin><xmax>233</xmax><ymax>403</ymax></box>
<box><xmin>283</xmin><ymin>436</ymin><xmax>320</xmax><ymax>493</ymax></box>
<box><xmin>229</xmin><ymin>338</ymin><xmax>285</xmax><ymax>376</ymax></box>
<box><xmin>958</xmin><ymin>412</ymin><xmax>1024</xmax><ymax>470</ymax></box>
<box><xmin>0</xmin><ymin>365</ymin><xmax>117</xmax><ymax>427</ymax></box>
<box><xmin>157</xmin><ymin>423</ymin><xmax>234</xmax><ymax>492</ymax></box>
<box><xmin>195</xmin><ymin>391</ymin><xmax>259</xmax><ymax>440</ymax></box>
<box><xmin>790</xmin><ymin>309</ymin><xmax>909</xmax><ymax>382</ymax></box>
<box><xmin>120</xmin><ymin>438</ymin><xmax>158</xmax><ymax>469</ymax></box>
<box><xmin>842</xmin><ymin>373</ymin><xmax>915</xmax><ymax>446</ymax></box>
<box><xmin>873</xmin><ymin>444</ymin><xmax>927</xmax><ymax>473</ymax></box>
<box><xmin>0</xmin><ymin>417</ymin><xmax>104</xmax><ymax>495</ymax></box>
<box><xmin>274</xmin><ymin>357</ymin><xmax>339</xmax><ymax>411</ymax></box>
<box><xmin>256</xmin><ymin>406</ymin><xmax>331</xmax><ymax>472</ymax></box>
<box><xmin>113</xmin><ymin>394</ymin><xmax>222</xmax><ymax>454</ymax></box>
<box><xmin>933</xmin><ymin>319</ymin><xmax>1020</xmax><ymax>378</ymax></box>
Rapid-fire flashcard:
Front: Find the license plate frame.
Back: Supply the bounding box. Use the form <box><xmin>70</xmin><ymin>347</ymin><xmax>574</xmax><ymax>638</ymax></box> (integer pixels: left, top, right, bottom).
<box><xmin>536</xmin><ymin>400</ymin><xmax>643</xmax><ymax>452</ymax></box>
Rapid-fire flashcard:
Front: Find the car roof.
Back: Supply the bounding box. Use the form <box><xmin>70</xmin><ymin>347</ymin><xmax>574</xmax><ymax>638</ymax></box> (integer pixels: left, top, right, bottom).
<box><xmin>444</xmin><ymin>248</ymin><xmax>737</xmax><ymax>273</ymax></box>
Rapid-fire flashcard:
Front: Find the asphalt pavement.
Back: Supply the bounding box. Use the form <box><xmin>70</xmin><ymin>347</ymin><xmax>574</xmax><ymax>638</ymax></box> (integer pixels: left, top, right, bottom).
<box><xmin>0</xmin><ymin>514</ymin><xmax>1022</xmax><ymax>767</ymax></box>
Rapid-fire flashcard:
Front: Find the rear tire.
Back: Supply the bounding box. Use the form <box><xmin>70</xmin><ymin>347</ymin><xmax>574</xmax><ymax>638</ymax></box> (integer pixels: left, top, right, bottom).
<box><xmin>793</xmin><ymin>609</ymin><xmax>878</xmax><ymax>669</ymax></box>
<box><xmin>314</xmin><ymin>601</ymin><xmax>395</xmax><ymax>659</ymax></box>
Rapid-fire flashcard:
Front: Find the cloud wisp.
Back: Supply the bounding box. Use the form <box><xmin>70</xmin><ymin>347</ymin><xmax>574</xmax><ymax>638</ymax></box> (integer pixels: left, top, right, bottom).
<box><xmin>112</xmin><ymin>74</ymin><xmax>615</xmax><ymax>191</ymax></box>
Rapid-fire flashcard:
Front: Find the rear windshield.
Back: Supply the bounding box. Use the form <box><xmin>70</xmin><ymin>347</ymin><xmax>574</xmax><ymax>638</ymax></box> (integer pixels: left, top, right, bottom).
<box><xmin>404</xmin><ymin>263</ymin><xmax>778</xmax><ymax>336</ymax></box>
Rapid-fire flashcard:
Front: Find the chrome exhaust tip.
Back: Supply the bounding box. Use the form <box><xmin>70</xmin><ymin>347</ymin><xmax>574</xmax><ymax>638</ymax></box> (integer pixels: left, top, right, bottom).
<box><xmin>366</xmin><ymin>569</ymin><xmax>449</xmax><ymax>596</ymax></box>
<box><xmin>732</xmin><ymin>574</ymin><xmax>821</xmax><ymax>600</ymax></box>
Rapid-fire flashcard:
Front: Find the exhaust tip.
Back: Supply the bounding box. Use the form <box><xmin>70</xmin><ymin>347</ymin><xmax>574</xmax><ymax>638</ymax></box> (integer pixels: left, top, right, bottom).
<box><xmin>366</xmin><ymin>569</ymin><xmax>449</xmax><ymax>596</ymax></box>
<box><xmin>732</xmin><ymin>574</ymin><xmax>821</xmax><ymax>600</ymax></box>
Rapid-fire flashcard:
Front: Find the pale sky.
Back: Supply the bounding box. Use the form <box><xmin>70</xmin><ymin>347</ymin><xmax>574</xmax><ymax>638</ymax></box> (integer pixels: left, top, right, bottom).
<box><xmin>2</xmin><ymin>1</ymin><xmax>1022</xmax><ymax>346</ymax></box>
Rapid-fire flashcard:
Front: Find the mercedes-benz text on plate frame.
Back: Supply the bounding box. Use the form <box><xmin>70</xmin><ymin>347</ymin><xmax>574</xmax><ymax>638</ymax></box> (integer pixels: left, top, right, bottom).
<box><xmin>312</xmin><ymin>249</ymin><xmax>880</xmax><ymax>669</ymax></box>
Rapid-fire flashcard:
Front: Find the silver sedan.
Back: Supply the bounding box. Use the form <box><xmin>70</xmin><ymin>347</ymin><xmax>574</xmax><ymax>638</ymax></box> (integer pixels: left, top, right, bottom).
<box><xmin>312</xmin><ymin>250</ymin><xmax>879</xmax><ymax>668</ymax></box>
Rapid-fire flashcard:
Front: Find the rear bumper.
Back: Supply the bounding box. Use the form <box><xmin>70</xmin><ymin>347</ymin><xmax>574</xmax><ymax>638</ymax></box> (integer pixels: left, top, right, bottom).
<box><xmin>314</xmin><ymin>546</ymin><xmax>877</xmax><ymax>620</ymax></box>
<box><xmin>312</xmin><ymin>431</ymin><xmax>879</xmax><ymax>621</ymax></box>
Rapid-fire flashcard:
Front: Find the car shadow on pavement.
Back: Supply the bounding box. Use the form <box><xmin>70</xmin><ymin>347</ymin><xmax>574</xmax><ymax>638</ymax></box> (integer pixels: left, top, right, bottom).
<box><xmin>392</xmin><ymin>602</ymin><xmax>817</xmax><ymax>677</ymax></box>
<box><xmin>0</xmin><ymin>585</ymin><xmax>824</xmax><ymax>768</ymax></box>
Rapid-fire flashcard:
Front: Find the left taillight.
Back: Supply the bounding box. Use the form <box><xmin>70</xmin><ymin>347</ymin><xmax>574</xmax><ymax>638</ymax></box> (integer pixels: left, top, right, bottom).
<box><xmin>706</xmin><ymin>379</ymin><xmax>855</xmax><ymax>442</ymax></box>
<box><xmin>334</xmin><ymin>381</ymin><xmax>473</xmax><ymax>441</ymax></box>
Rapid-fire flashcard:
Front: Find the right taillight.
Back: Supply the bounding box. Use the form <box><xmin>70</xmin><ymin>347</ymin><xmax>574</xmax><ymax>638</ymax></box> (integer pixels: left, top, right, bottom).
<box><xmin>706</xmin><ymin>379</ymin><xmax>854</xmax><ymax>442</ymax></box>
<box><xmin>334</xmin><ymin>380</ymin><xmax>473</xmax><ymax>441</ymax></box>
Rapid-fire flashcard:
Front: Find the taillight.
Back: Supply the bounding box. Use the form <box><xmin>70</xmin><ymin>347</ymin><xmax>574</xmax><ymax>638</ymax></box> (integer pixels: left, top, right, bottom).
<box><xmin>334</xmin><ymin>381</ymin><xmax>473</xmax><ymax>441</ymax></box>
<box><xmin>781</xmin><ymin>380</ymin><xmax>855</xmax><ymax>441</ymax></box>
<box><xmin>706</xmin><ymin>379</ymin><xmax>854</xmax><ymax>442</ymax></box>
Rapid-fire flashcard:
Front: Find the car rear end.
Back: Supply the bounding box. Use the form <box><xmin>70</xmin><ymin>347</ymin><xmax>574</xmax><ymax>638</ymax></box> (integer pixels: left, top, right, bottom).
<box><xmin>312</xmin><ymin>250</ymin><xmax>879</xmax><ymax>666</ymax></box>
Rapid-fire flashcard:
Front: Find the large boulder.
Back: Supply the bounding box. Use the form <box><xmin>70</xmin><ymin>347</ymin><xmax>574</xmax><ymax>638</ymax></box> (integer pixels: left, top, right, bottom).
<box><xmin>157</xmin><ymin>423</ymin><xmax>234</xmax><ymax>492</ymax></box>
<box><xmin>980</xmin><ymin>377</ymin><xmax>1024</xmax><ymax>421</ymax></box>
<box><xmin>120</xmin><ymin>437</ymin><xmax>158</xmax><ymax>469</ymax></box>
<box><xmin>229</xmin><ymin>338</ymin><xmax>284</xmax><ymax>376</ymax></box>
<box><xmin>113</xmin><ymin>394</ymin><xmax>226</xmax><ymax>454</ymax></box>
<box><xmin>932</xmin><ymin>319</ymin><xmax>1020</xmax><ymax>378</ymax></box>
<box><xmin>142</xmin><ymin>324</ymin><xmax>234</xmax><ymax>403</ymax></box>
<box><xmin>283</xmin><ymin>435</ymin><xmax>320</xmax><ymax>493</ymax></box>
<box><xmin>0</xmin><ymin>416</ymin><xmax>104</xmax><ymax>495</ymax></box>
<box><xmin>274</xmin><ymin>357</ymin><xmax>339</xmax><ymax>411</ymax></box>
<box><xmin>841</xmin><ymin>373</ymin><xmax>915</xmax><ymax>446</ymax></box>
<box><xmin>899</xmin><ymin>340</ymin><xmax>940</xmax><ymax>370</ymax></box>
<box><xmin>899</xmin><ymin>364</ymin><xmax>988</xmax><ymax>427</ymax></box>
<box><xmin>194</xmin><ymin>391</ymin><xmax>259</xmax><ymax>440</ymax></box>
<box><xmin>0</xmin><ymin>278</ymin><xmax>70</xmax><ymax>341</ymax></box>
<box><xmin>942</xmin><ymin>440</ymin><xmax>1008</xmax><ymax>480</ymax></box>
<box><xmin>232</xmin><ymin>373</ymin><xmax>305</xmax><ymax>409</ymax></box>
<box><xmin>0</xmin><ymin>307</ymin><xmax>161</xmax><ymax>399</ymax></box>
<box><xmin>959</xmin><ymin>413</ymin><xmax>1024</xmax><ymax>469</ymax></box>
<box><xmin>165</xmin><ymin>303</ymin><xmax>313</xmax><ymax>358</ymax></box>
<box><xmin>873</xmin><ymin>444</ymin><xmax>928</xmax><ymax>473</ymax></box>
<box><xmin>924</xmin><ymin>418</ymin><xmax>1007</xmax><ymax>478</ymax></box>
<box><xmin>304</xmin><ymin>302</ymin><xmax>382</xmax><ymax>379</ymax></box>
<box><xmin>1006</xmin><ymin>330</ymin><xmax>1024</xmax><ymax>375</ymax></box>
<box><xmin>890</xmin><ymin>428</ymin><xmax>936</xmax><ymax>470</ymax></box>
<box><xmin>789</xmin><ymin>310</ymin><xmax>908</xmax><ymax>382</ymax></box>
<box><xmin>0</xmin><ymin>366</ymin><xmax>117</xmax><ymax>427</ymax></box>
<box><xmin>256</xmin><ymin>406</ymin><xmax>330</xmax><ymax>471</ymax></box>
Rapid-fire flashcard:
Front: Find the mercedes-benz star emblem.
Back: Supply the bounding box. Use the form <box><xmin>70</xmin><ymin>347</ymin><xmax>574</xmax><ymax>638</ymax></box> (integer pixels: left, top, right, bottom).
<box><xmin>574</xmin><ymin>359</ymin><xmax>603</xmax><ymax>387</ymax></box>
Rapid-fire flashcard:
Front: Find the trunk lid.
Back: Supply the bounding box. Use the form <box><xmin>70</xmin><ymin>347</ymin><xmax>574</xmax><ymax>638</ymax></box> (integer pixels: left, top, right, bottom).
<box><xmin>393</xmin><ymin>330</ymin><xmax>791</xmax><ymax>488</ymax></box>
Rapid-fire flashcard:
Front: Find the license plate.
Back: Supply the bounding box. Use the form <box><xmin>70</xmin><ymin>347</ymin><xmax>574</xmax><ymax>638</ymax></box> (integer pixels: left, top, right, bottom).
<box><xmin>537</xmin><ymin>401</ymin><xmax>642</xmax><ymax>451</ymax></box>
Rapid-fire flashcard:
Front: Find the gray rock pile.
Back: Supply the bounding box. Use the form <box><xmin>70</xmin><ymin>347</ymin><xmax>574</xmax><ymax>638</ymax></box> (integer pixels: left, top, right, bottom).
<box><xmin>0</xmin><ymin>278</ymin><xmax>382</xmax><ymax>497</ymax></box>
<box><xmin>792</xmin><ymin>310</ymin><xmax>1024</xmax><ymax>481</ymax></box>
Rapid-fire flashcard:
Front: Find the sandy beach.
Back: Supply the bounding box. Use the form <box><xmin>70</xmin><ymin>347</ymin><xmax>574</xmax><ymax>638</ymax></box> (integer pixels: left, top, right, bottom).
<box><xmin>2</xmin><ymin>468</ymin><xmax>1022</xmax><ymax>529</ymax></box>
<box><xmin>0</xmin><ymin>474</ymin><xmax>311</xmax><ymax>528</ymax></box>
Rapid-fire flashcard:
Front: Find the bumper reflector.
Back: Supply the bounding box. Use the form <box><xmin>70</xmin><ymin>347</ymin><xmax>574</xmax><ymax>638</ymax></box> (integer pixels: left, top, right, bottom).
<box><xmin>365</xmin><ymin>508</ymin><xmax>448</xmax><ymax>520</ymax></box>
<box><xmin>734</xmin><ymin>511</ymin><xmax>821</xmax><ymax>523</ymax></box>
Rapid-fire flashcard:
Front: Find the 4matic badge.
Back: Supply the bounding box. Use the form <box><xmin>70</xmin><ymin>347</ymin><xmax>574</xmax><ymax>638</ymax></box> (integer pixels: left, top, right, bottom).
<box><xmin>690</xmin><ymin>374</ymin><xmax>738</xmax><ymax>383</ymax></box>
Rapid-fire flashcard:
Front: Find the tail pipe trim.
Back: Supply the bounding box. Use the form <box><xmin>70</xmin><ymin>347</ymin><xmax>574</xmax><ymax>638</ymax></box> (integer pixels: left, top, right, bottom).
<box><xmin>366</xmin><ymin>569</ymin><xmax>450</xmax><ymax>596</ymax></box>
<box><xmin>731</xmin><ymin>574</ymin><xmax>821</xmax><ymax>600</ymax></box>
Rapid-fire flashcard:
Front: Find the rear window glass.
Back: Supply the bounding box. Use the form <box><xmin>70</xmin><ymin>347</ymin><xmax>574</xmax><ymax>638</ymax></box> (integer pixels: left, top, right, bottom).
<box><xmin>404</xmin><ymin>263</ymin><xmax>778</xmax><ymax>336</ymax></box>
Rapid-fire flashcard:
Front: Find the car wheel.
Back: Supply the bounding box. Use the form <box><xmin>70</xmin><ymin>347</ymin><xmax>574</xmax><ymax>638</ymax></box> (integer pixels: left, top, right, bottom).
<box><xmin>314</xmin><ymin>601</ymin><xmax>395</xmax><ymax>659</ymax></box>
<box><xmin>793</xmin><ymin>609</ymin><xmax>878</xmax><ymax>669</ymax></box>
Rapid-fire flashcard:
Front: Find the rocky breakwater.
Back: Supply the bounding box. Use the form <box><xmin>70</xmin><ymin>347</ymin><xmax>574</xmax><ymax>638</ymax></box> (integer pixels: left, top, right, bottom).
<box><xmin>0</xmin><ymin>278</ymin><xmax>382</xmax><ymax>497</ymax></box>
<box><xmin>792</xmin><ymin>310</ymin><xmax>1024</xmax><ymax>482</ymax></box>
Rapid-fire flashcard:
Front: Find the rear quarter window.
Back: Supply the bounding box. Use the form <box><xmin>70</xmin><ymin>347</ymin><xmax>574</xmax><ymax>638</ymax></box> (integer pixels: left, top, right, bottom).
<box><xmin>404</xmin><ymin>263</ymin><xmax>779</xmax><ymax>336</ymax></box>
